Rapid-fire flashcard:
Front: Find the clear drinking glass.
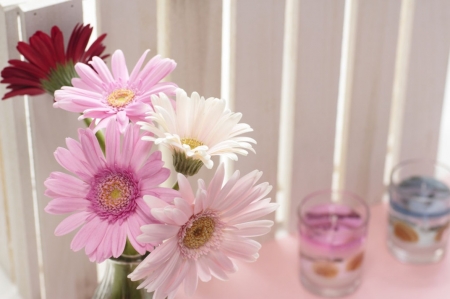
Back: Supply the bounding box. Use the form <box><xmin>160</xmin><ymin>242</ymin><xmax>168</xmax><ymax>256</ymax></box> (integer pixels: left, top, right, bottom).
<box><xmin>388</xmin><ymin>159</ymin><xmax>450</xmax><ymax>263</ymax></box>
<box><xmin>298</xmin><ymin>190</ymin><xmax>370</xmax><ymax>297</ymax></box>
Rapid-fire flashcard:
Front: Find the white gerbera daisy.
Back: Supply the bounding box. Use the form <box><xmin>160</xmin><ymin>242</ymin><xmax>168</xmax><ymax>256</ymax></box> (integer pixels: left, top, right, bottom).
<box><xmin>138</xmin><ymin>89</ymin><xmax>256</xmax><ymax>176</ymax></box>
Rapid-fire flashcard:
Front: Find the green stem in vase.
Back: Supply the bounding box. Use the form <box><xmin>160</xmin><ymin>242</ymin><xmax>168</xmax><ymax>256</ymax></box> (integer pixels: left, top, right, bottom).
<box><xmin>82</xmin><ymin>117</ymin><xmax>106</xmax><ymax>154</ymax></box>
<box><xmin>122</xmin><ymin>239</ymin><xmax>139</xmax><ymax>256</ymax></box>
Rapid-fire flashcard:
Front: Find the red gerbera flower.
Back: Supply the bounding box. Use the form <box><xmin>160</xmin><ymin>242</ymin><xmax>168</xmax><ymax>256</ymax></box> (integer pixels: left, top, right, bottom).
<box><xmin>1</xmin><ymin>23</ymin><xmax>108</xmax><ymax>100</ymax></box>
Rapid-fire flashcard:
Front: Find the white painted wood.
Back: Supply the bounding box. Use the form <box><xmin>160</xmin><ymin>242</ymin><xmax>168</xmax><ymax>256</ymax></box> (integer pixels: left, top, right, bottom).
<box><xmin>96</xmin><ymin>0</ymin><xmax>157</xmax><ymax>69</ymax></box>
<box><xmin>288</xmin><ymin>0</ymin><xmax>346</xmax><ymax>232</ymax></box>
<box><xmin>341</xmin><ymin>0</ymin><xmax>402</xmax><ymax>203</ymax></box>
<box><xmin>161</xmin><ymin>0</ymin><xmax>223</xmax><ymax>185</ymax></box>
<box><xmin>233</xmin><ymin>0</ymin><xmax>285</xmax><ymax>240</ymax></box>
<box><xmin>17</xmin><ymin>1</ymin><xmax>97</xmax><ymax>298</ymax></box>
<box><xmin>397</xmin><ymin>0</ymin><xmax>450</xmax><ymax>163</ymax></box>
<box><xmin>0</xmin><ymin>3</ymin><xmax>42</xmax><ymax>298</ymax></box>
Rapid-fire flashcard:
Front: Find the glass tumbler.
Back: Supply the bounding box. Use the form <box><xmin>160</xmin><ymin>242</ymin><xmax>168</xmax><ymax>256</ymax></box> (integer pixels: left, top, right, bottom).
<box><xmin>298</xmin><ymin>190</ymin><xmax>370</xmax><ymax>297</ymax></box>
<box><xmin>388</xmin><ymin>159</ymin><xmax>450</xmax><ymax>263</ymax></box>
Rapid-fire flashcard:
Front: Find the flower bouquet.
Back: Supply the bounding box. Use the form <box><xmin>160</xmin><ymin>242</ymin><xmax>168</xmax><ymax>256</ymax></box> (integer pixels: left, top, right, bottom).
<box><xmin>1</xmin><ymin>23</ymin><xmax>278</xmax><ymax>299</ymax></box>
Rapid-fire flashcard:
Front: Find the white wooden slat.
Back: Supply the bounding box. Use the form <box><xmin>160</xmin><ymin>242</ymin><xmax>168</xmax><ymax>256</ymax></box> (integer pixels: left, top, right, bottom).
<box><xmin>0</xmin><ymin>4</ymin><xmax>41</xmax><ymax>298</ymax></box>
<box><xmin>0</xmin><ymin>2</ymin><xmax>13</xmax><ymax>280</ymax></box>
<box><xmin>341</xmin><ymin>0</ymin><xmax>402</xmax><ymax>203</ymax></box>
<box><xmin>233</xmin><ymin>0</ymin><xmax>285</xmax><ymax>240</ymax></box>
<box><xmin>288</xmin><ymin>0</ymin><xmax>346</xmax><ymax>231</ymax></box>
<box><xmin>162</xmin><ymin>0</ymin><xmax>223</xmax><ymax>186</ymax></box>
<box><xmin>17</xmin><ymin>1</ymin><xmax>97</xmax><ymax>298</ymax></box>
<box><xmin>96</xmin><ymin>0</ymin><xmax>157</xmax><ymax>69</ymax></box>
<box><xmin>396</xmin><ymin>0</ymin><xmax>450</xmax><ymax>163</ymax></box>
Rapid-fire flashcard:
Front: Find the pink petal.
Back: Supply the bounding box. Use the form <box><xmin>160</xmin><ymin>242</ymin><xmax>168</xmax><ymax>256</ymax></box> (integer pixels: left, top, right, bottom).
<box><xmin>196</xmin><ymin>258</ymin><xmax>212</xmax><ymax>282</ymax></box>
<box><xmin>54</xmin><ymin>147</ymin><xmax>91</xmax><ymax>181</ymax></box>
<box><xmin>129</xmin><ymin>49</ymin><xmax>150</xmax><ymax>82</ymax></box>
<box><xmin>91</xmin><ymin>56</ymin><xmax>114</xmax><ymax>83</ymax></box>
<box><xmin>44</xmin><ymin>174</ymin><xmax>89</xmax><ymax>198</ymax></box>
<box><xmin>144</xmin><ymin>195</ymin><xmax>170</xmax><ymax>208</ymax></box>
<box><xmin>140</xmin><ymin>169</ymin><xmax>171</xmax><ymax>191</ymax></box>
<box><xmin>74</xmin><ymin>62</ymin><xmax>105</xmax><ymax>91</ymax></box>
<box><xmin>85</xmin><ymin>219</ymin><xmax>109</xmax><ymax>256</ymax></box>
<box><xmin>111</xmin><ymin>50</ymin><xmax>129</xmax><ymax>81</ymax></box>
<box><xmin>227</xmin><ymin>202</ymin><xmax>279</xmax><ymax>225</ymax></box>
<box><xmin>45</xmin><ymin>197</ymin><xmax>90</xmax><ymax>214</ymax></box>
<box><xmin>105</xmin><ymin>119</ymin><xmax>120</xmax><ymax>165</ymax></box>
<box><xmin>164</xmin><ymin>260</ymin><xmax>190</xmax><ymax>295</ymax></box>
<box><xmin>116</xmin><ymin>111</ymin><xmax>129</xmax><ymax>133</ymax></box>
<box><xmin>203</xmin><ymin>257</ymin><xmax>228</xmax><ymax>281</ymax></box>
<box><xmin>112</xmin><ymin>222</ymin><xmax>127</xmax><ymax>257</ymax></box>
<box><xmin>232</xmin><ymin>220</ymin><xmax>274</xmax><ymax>237</ymax></box>
<box><xmin>184</xmin><ymin>259</ymin><xmax>198</xmax><ymax>296</ymax></box>
<box><xmin>119</xmin><ymin>123</ymin><xmax>137</xmax><ymax>167</ymax></box>
<box><xmin>131</xmin><ymin>238</ymin><xmax>178</xmax><ymax>279</ymax></box>
<box><xmin>210</xmin><ymin>170</ymin><xmax>241</xmax><ymax>210</ymax></box>
<box><xmin>164</xmin><ymin>207</ymin><xmax>189</xmax><ymax>226</ymax></box>
<box><xmin>205</xmin><ymin>163</ymin><xmax>225</xmax><ymax>207</ymax></box>
<box><xmin>79</xmin><ymin>129</ymin><xmax>106</xmax><ymax>173</ymax></box>
<box><xmin>177</xmin><ymin>173</ymin><xmax>195</xmax><ymax>204</ymax></box>
<box><xmin>139</xmin><ymin>224</ymin><xmax>179</xmax><ymax>243</ymax></box>
<box><xmin>210</xmin><ymin>250</ymin><xmax>236</xmax><ymax>273</ymax></box>
<box><xmin>54</xmin><ymin>211</ymin><xmax>89</xmax><ymax>236</ymax></box>
<box><xmin>173</xmin><ymin>198</ymin><xmax>193</xmax><ymax>218</ymax></box>
<box><xmin>146</xmin><ymin>251</ymin><xmax>180</xmax><ymax>291</ymax></box>
<box><xmin>70</xmin><ymin>217</ymin><xmax>102</xmax><ymax>251</ymax></box>
<box><xmin>129</xmin><ymin>131</ymin><xmax>153</xmax><ymax>170</ymax></box>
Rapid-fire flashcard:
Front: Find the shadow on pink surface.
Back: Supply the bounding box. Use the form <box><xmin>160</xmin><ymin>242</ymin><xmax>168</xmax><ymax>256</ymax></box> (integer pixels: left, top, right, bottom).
<box><xmin>176</xmin><ymin>203</ymin><xmax>450</xmax><ymax>299</ymax></box>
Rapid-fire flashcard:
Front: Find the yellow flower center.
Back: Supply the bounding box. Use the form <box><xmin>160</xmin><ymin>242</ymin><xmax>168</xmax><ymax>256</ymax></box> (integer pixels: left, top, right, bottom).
<box><xmin>107</xmin><ymin>89</ymin><xmax>135</xmax><ymax>108</ymax></box>
<box><xmin>110</xmin><ymin>189</ymin><xmax>122</xmax><ymax>200</ymax></box>
<box><xmin>183</xmin><ymin>217</ymin><xmax>215</xmax><ymax>249</ymax></box>
<box><xmin>181</xmin><ymin>138</ymin><xmax>204</xmax><ymax>149</ymax></box>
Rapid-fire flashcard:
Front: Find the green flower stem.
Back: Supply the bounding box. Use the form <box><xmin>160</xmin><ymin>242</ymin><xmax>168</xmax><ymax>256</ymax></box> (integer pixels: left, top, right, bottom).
<box><xmin>122</xmin><ymin>239</ymin><xmax>139</xmax><ymax>256</ymax></box>
<box><xmin>172</xmin><ymin>181</ymin><xmax>179</xmax><ymax>190</ymax></box>
<box><xmin>82</xmin><ymin>117</ymin><xmax>106</xmax><ymax>154</ymax></box>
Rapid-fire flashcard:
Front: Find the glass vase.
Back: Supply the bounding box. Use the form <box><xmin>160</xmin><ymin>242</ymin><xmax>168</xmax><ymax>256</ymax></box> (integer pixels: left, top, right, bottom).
<box><xmin>92</xmin><ymin>254</ymin><xmax>153</xmax><ymax>299</ymax></box>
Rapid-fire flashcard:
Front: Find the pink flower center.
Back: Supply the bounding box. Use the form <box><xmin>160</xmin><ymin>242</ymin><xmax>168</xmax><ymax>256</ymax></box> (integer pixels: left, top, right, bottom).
<box><xmin>89</xmin><ymin>170</ymin><xmax>139</xmax><ymax>221</ymax></box>
<box><xmin>107</xmin><ymin>89</ymin><xmax>135</xmax><ymax>108</ymax></box>
<box><xmin>178</xmin><ymin>210</ymin><xmax>224</xmax><ymax>259</ymax></box>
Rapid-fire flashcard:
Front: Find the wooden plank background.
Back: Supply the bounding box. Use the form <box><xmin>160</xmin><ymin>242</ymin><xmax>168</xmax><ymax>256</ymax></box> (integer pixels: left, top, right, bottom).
<box><xmin>341</xmin><ymin>0</ymin><xmax>402</xmax><ymax>203</ymax></box>
<box><xmin>233</xmin><ymin>0</ymin><xmax>285</xmax><ymax>239</ymax></box>
<box><xmin>288</xmin><ymin>0</ymin><xmax>346</xmax><ymax>231</ymax></box>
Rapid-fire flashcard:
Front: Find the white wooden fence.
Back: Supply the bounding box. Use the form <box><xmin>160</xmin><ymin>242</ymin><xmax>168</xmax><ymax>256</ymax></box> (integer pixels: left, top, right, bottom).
<box><xmin>1</xmin><ymin>0</ymin><xmax>450</xmax><ymax>298</ymax></box>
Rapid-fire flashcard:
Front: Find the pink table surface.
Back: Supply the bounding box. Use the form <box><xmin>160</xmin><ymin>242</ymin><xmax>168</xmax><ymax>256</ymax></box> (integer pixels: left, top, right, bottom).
<box><xmin>176</xmin><ymin>202</ymin><xmax>450</xmax><ymax>299</ymax></box>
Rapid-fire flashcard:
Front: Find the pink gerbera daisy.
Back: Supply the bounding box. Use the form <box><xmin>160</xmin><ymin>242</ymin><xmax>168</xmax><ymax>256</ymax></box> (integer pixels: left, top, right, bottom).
<box><xmin>44</xmin><ymin>121</ymin><xmax>178</xmax><ymax>262</ymax></box>
<box><xmin>129</xmin><ymin>164</ymin><xmax>278</xmax><ymax>299</ymax></box>
<box><xmin>53</xmin><ymin>49</ymin><xmax>177</xmax><ymax>133</ymax></box>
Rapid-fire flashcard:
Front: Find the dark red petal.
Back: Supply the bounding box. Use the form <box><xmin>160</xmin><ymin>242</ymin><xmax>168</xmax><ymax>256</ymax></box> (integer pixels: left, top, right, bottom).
<box><xmin>35</xmin><ymin>31</ymin><xmax>58</xmax><ymax>69</ymax></box>
<box><xmin>51</xmin><ymin>26</ymin><xmax>66</xmax><ymax>64</ymax></box>
<box><xmin>82</xmin><ymin>33</ymin><xmax>107</xmax><ymax>62</ymax></box>
<box><xmin>1</xmin><ymin>77</ymin><xmax>42</xmax><ymax>88</ymax></box>
<box><xmin>17</xmin><ymin>42</ymin><xmax>50</xmax><ymax>73</ymax></box>
<box><xmin>29</xmin><ymin>34</ymin><xmax>56</xmax><ymax>70</ymax></box>
<box><xmin>7</xmin><ymin>59</ymin><xmax>47</xmax><ymax>78</ymax></box>
<box><xmin>66</xmin><ymin>23</ymin><xmax>82</xmax><ymax>61</ymax></box>
<box><xmin>1</xmin><ymin>66</ymin><xmax>42</xmax><ymax>81</ymax></box>
<box><xmin>72</xmin><ymin>24</ymin><xmax>93</xmax><ymax>62</ymax></box>
<box><xmin>2</xmin><ymin>87</ymin><xmax>44</xmax><ymax>100</ymax></box>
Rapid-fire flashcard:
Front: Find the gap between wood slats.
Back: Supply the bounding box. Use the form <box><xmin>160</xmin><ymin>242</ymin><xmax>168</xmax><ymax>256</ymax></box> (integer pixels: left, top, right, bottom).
<box><xmin>384</xmin><ymin>0</ymin><xmax>415</xmax><ymax>186</ymax></box>
<box><xmin>276</xmin><ymin>0</ymin><xmax>298</xmax><ymax>231</ymax></box>
<box><xmin>220</xmin><ymin>0</ymin><xmax>235</xmax><ymax>180</ymax></box>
